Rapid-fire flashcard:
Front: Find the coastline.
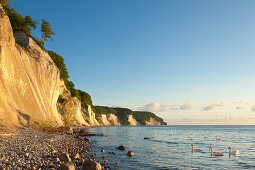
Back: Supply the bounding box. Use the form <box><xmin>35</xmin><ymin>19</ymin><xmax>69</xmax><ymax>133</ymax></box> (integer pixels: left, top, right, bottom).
<box><xmin>0</xmin><ymin>128</ymin><xmax>112</xmax><ymax>169</ymax></box>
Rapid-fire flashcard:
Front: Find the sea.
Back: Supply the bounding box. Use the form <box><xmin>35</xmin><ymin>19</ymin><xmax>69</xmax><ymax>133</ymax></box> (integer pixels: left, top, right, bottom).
<box><xmin>87</xmin><ymin>125</ymin><xmax>255</xmax><ymax>169</ymax></box>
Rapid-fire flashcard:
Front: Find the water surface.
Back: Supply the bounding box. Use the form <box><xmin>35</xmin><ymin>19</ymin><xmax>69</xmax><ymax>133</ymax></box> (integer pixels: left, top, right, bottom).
<box><xmin>87</xmin><ymin>125</ymin><xmax>255</xmax><ymax>169</ymax></box>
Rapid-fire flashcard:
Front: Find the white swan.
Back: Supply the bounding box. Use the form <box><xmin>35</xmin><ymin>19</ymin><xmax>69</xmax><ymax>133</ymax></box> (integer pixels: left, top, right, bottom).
<box><xmin>191</xmin><ymin>144</ymin><xmax>203</xmax><ymax>152</ymax></box>
<box><xmin>228</xmin><ymin>147</ymin><xmax>240</xmax><ymax>156</ymax></box>
<box><xmin>209</xmin><ymin>147</ymin><xmax>224</xmax><ymax>157</ymax></box>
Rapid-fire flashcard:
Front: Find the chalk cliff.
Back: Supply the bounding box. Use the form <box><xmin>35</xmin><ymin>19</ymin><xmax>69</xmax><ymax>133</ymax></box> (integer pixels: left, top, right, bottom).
<box><xmin>0</xmin><ymin>4</ymin><xmax>166</xmax><ymax>130</ymax></box>
<box><xmin>0</xmin><ymin>5</ymin><xmax>63</xmax><ymax>129</ymax></box>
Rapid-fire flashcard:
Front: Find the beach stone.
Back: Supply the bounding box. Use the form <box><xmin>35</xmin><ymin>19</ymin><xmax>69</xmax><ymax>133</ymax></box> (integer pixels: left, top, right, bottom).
<box><xmin>65</xmin><ymin>127</ymin><xmax>73</xmax><ymax>135</ymax></box>
<box><xmin>24</xmin><ymin>153</ymin><xmax>29</xmax><ymax>158</ymax></box>
<box><xmin>127</xmin><ymin>151</ymin><xmax>135</xmax><ymax>156</ymax></box>
<box><xmin>79</xmin><ymin>129</ymin><xmax>87</xmax><ymax>136</ymax></box>
<box><xmin>59</xmin><ymin>153</ymin><xmax>72</xmax><ymax>163</ymax></box>
<box><xmin>60</xmin><ymin>161</ymin><xmax>75</xmax><ymax>170</ymax></box>
<box><xmin>117</xmin><ymin>145</ymin><xmax>126</xmax><ymax>150</ymax></box>
<box><xmin>82</xmin><ymin>160</ymin><xmax>102</xmax><ymax>170</ymax></box>
<box><xmin>53</xmin><ymin>157</ymin><xmax>60</xmax><ymax>164</ymax></box>
<box><xmin>74</xmin><ymin>153</ymin><xmax>80</xmax><ymax>159</ymax></box>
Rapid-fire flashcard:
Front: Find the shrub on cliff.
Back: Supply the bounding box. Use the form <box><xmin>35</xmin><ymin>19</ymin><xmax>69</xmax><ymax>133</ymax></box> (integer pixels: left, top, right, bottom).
<box><xmin>48</xmin><ymin>51</ymin><xmax>69</xmax><ymax>80</ymax></box>
<box><xmin>3</xmin><ymin>4</ymin><xmax>38</xmax><ymax>35</ymax></box>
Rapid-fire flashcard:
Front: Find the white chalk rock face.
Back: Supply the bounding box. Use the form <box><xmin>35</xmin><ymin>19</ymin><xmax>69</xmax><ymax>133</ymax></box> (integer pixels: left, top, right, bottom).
<box><xmin>100</xmin><ymin>114</ymin><xmax>111</xmax><ymax>126</ymax></box>
<box><xmin>107</xmin><ymin>114</ymin><xmax>121</xmax><ymax>126</ymax></box>
<box><xmin>0</xmin><ymin>5</ymin><xmax>63</xmax><ymax>129</ymax></box>
<box><xmin>128</xmin><ymin>115</ymin><xmax>140</xmax><ymax>126</ymax></box>
<box><xmin>87</xmin><ymin>105</ymin><xmax>100</xmax><ymax>126</ymax></box>
<box><xmin>145</xmin><ymin>117</ymin><xmax>161</xmax><ymax>125</ymax></box>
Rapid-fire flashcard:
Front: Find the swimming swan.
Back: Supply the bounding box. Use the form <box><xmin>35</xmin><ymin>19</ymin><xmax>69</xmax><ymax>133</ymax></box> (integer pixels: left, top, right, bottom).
<box><xmin>209</xmin><ymin>147</ymin><xmax>224</xmax><ymax>157</ymax></box>
<box><xmin>191</xmin><ymin>144</ymin><xmax>203</xmax><ymax>152</ymax></box>
<box><xmin>228</xmin><ymin>147</ymin><xmax>240</xmax><ymax>156</ymax></box>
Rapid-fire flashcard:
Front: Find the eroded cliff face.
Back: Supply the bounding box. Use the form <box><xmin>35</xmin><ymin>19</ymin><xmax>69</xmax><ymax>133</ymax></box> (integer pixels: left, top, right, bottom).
<box><xmin>0</xmin><ymin>6</ymin><xmax>63</xmax><ymax>129</ymax></box>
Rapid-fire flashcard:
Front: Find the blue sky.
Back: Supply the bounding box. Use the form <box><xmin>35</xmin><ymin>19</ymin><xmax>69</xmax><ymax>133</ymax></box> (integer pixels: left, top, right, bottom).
<box><xmin>9</xmin><ymin>0</ymin><xmax>255</xmax><ymax>124</ymax></box>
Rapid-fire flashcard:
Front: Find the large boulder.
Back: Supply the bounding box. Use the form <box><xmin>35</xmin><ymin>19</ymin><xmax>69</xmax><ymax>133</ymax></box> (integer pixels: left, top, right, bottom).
<box><xmin>59</xmin><ymin>153</ymin><xmax>72</xmax><ymax>163</ymax></box>
<box><xmin>59</xmin><ymin>161</ymin><xmax>75</xmax><ymax>170</ymax></box>
<box><xmin>82</xmin><ymin>160</ymin><xmax>102</xmax><ymax>170</ymax></box>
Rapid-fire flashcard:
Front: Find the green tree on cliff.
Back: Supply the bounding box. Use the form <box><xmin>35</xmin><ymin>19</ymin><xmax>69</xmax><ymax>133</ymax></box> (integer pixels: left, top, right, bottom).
<box><xmin>41</xmin><ymin>19</ymin><xmax>54</xmax><ymax>46</ymax></box>
<box><xmin>1</xmin><ymin>0</ymin><xmax>12</xmax><ymax>5</ymax></box>
<box><xmin>3</xmin><ymin>4</ymin><xmax>38</xmax><ymax>35</ymax></box>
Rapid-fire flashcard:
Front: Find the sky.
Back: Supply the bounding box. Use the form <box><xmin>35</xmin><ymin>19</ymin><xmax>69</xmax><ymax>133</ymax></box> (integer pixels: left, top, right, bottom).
<box><xmin>9</xmin><ymin>0</ymin><xmax>255</xmax><ymax>125</ymax></box>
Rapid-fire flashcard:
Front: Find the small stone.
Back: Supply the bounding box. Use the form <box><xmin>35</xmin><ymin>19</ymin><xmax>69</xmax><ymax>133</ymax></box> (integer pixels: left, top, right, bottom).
<box><xmin>79</xmin><ymin>129</ymin><xmax>87</xmax><ymax>136</ymax></box>
<box><xmin>74</xmin><ymin>153</ymin><xmax>80</xmax><ymax>159</ymax></box>
<box><xmin>65</xmin><ymin>127</ymin><xmax>73</xmax><ymax>135</ymax></box>
<box><xmin>24</xmin><ymin>153</ymin><xmax>29</xmax><ymax>158</ymax></box>
<box><xmin>127</xmin><ymin>151</ymin><xmax>135</xmax><ymax>156</ymax></box>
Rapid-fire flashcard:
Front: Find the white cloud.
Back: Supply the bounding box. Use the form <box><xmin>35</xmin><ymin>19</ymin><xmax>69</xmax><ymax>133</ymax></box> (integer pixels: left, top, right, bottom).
<box><xmin>233</xmin><ymin>100</ymin><xmax>248</xmax><ymax>105</ymax></box>
<box><xmin>138</xmin><ymin>102</ymin><xmax>178</xmax><ymax>112</ymax></box>
<box><xmin>139</xmin><ymin>101</ymin><xmax>197</xmax><ymax>112</ymax></box>
<box><xmin>203</xmin><ymin>102</ymin><xmax>227</xmax><ymax>111</ymax></box>
<box><xmin>180</xmin><ymin>101</ymin><xmax>197</xmax><ymax>110</ymax></box>
<box><xmin>252</xmin><ymin>106</ymin><xmax>255</xmax><ymax>112</ymax></box>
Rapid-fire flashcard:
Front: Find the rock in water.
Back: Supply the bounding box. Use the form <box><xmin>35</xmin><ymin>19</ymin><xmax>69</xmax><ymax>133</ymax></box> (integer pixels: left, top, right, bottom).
<box><xmin>82</xmin><ymin>160</ymin><xmax>102</xmax><ymax>170</ymax></box>
<box><xmin>127</xmin><ymin>151</ymin><xmax>135</xmax><ymax>156</ymax></box>
<box><xmin>144</xmin><ymin>137</ymin><xmax>150</xmax><ymax>140</ymax></box>
<box><xmin>116</xmin><ymin>145</ymin><xmax>126</xmax><ymax>150</ymax></box>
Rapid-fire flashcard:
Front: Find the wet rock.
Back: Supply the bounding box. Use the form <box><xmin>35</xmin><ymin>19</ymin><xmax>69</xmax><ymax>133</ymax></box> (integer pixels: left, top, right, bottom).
<box><xmin>127</xmin><ymin>151</ymin><xmax>135</xmax><ymax>156</ymax></box>
<box><xmin>108</xmin><ymin>152</ymin><xmax>115</xmax><ymax>155</ymax></box>
<box><xmin>116</xmin><ymin>145</ymin><xmax>126</xmax><ymax>150</ymax></box>
<box><xmin>82</xmin><ymin>160</ymin><xmax>102</xmax><ymax>170</ymax></box>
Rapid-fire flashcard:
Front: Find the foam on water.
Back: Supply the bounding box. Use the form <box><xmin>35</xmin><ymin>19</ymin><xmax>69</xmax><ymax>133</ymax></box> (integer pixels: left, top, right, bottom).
<box><xmin>87</xmin><ymin>125</ymin><xmax>255</xmax><ymax>169</ymax></box>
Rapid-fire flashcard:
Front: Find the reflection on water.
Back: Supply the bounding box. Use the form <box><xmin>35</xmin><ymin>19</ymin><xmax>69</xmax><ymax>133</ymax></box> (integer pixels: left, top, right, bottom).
<box><xmin>87</xmin><ymin>125</ymin><xmax>255</xmax><ymax>169</ymax></box>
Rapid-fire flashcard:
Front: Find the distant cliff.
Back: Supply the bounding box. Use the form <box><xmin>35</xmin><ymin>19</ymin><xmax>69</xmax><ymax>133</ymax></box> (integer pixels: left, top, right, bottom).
<box><xmin>0</xmin><ymin>4</ymin><xmax>166</xmax><ymax>130</ymax></box>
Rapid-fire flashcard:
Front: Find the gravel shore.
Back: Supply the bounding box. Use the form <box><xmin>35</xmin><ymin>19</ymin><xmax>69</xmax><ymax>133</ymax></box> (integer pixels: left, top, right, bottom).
<box><xmin>0</xmin><ymin>128</ymin><xmax>106</xmax><ymax>169</ymax></box>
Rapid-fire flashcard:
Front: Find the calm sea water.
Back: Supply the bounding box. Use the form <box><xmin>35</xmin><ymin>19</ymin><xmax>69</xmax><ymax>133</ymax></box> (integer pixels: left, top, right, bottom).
<box><xmin>87</xmin><ymin>125</ymin><xmax>255</xmax><ymax>169</ymax></box>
